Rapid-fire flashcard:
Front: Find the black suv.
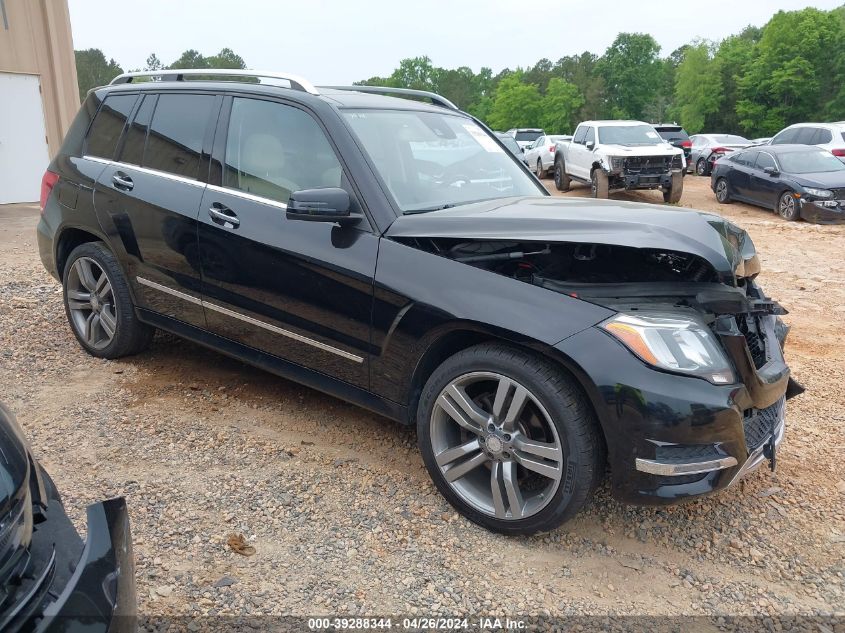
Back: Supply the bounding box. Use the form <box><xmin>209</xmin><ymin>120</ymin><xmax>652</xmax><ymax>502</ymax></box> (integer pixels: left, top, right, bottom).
<box><xmin>38</xmin><ymin>70</ymin><xmax>801</xmax><ymax>534</ymax></box>
<box><xmin>653</xmin><ymin>123</ymin><xmax>692</xmax><ymax>173</ymax></box>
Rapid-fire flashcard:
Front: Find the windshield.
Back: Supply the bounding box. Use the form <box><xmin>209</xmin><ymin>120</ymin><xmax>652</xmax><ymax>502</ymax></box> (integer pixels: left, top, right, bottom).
<box><xmin>344</xmin><ymin>110</ymin><xmax>543</xmax><ymax>213</ymax></box>
<box><xmin>515</xmin><ymin>130</ymin><xmax>543</xmax><ymax>141</ymax></box>
<box><xmin>656</xmin><ymin>128</ymin><xmax>688</xmax><ymax>142</ymax></box>
<box><xmin>779</xmin><ymin>150</ymin><xmax>845</xmax><ymax>174</ymax></box>
<box><xmin>497</xmin><ymin>135</ymin><xmax>522</xmax><ymax>153</ymax></box>
<box><xmin>598</xmin><ymin>125</ymin><xmax>663</xmax><ymax>146</ymax></box>
<box><xmin>712</xmin><ymin>134</ymin><xmax>749</xmax><ymax>145</ymax></box>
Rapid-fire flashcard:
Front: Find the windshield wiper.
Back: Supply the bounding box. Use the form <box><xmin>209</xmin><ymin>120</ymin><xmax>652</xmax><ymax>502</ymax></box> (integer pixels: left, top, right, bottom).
<box><xmin>403</xmin><ymin>203</ymin><xmax>458</xmax><ymax>215</ymax></box>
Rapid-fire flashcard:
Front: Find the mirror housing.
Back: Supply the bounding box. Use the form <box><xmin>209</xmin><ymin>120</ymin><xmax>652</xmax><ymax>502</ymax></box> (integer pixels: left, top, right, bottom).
<box><xmin>763</xmin><ymin>166</ymin><xmax>780</xmax><ymax>176</ymax></box>
<box><xmin>586</xmin><ymin>141</ymin><xmax>595</xmax><ymax>150</ymax></box>
<box><xmin>286</xmin><ymin>188</ymin><xmax>360</xmax><ymax>225</ymax></box>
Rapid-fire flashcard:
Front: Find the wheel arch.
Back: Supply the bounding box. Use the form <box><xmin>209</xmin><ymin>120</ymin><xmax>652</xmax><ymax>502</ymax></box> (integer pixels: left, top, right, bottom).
<box><xmin>55</xmin><ymin>226</ymin><xmax>108</xmax><ymax>278</ymax></box>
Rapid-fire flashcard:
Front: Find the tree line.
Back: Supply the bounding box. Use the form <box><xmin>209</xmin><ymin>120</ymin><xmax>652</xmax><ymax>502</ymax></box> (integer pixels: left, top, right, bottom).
<box><xmin>74</xmin><ymin>5</ymin><xmax>845</xmax><ymax>137</ymax></box>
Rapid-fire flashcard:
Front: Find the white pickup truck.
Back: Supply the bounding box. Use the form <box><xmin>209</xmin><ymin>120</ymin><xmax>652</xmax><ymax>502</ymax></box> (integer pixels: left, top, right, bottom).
<box><xmin>553</xmin><ymin>120</ymin><xmax>686</xmax><ymax>203</ymax></box>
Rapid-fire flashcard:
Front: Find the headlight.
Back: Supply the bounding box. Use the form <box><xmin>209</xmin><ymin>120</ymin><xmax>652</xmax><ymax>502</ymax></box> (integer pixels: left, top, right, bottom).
<box><xmin>609</xmin><ymin>156</ymin><xmax>624</xmax><ymax>171</ymax></box>
<box><xmin>803</xmin><ymin>187</ymin><xmax>833</xmax><ymax>199</ymax></box>
<box><xmin>600</xmin><ymin>313</ymin><xmax>735</xmax><ymax>384</ymax></box>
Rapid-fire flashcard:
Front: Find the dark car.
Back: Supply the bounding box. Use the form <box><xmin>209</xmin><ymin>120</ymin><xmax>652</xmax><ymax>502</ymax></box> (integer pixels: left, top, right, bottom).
<box><xmin>0</xmin><ymin>403</ymin><xmax>134</xmax><ymax>631</ymax></box>
<box><xmin>37</xmin><ymin>69</ymin><xmax>801</xmax><ymax>535</ymax></box>
<box><xmin>653</xmin><ymin>123</ymin><xmax>691</xmax><ymax>172</ymax></box>
<box><xmin>495</xmin><ymin>132</ymin><xmax>525</xmax><ymax>164</ymax></box>
<box><xmin>711</xmin><ymin>144</ymin><xmax>845</xmax><ymax>223</ymax></box>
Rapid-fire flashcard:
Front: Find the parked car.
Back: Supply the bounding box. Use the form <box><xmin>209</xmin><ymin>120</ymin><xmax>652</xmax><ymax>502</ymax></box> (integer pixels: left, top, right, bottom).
<box><xmin>652</xmin><ymin>124</ymin><xmax>691</xmax><ymax>172</ymax></box>
<box><xmin>0</xmin><ymin>402</ymin><xmax>135</xmax><ymax>629</ymax></box>
<box><xmin>553</xmin><ymin>120</ymin><xmax>685</xmax><ymax>202</ymax></box>
<box><xmin>712</xmin><ymin>144</ymin><xmax>845</xmax><ymax>223</ymax></box>
<box><xmin>505</xmin><ymin>127</ymin><xmax>545</xmax><ymax>149</ymax></box>
<box><xmin>749</xmin><ymin>137</ymin><xmax>771</xmax><ymax>146</ymax></box>
<box><xmin>39</xmin><ymin>70</ymin><xmax>799</xmax><ymax>534</ymax></box>
<box><xmin>689</xmin><ymin>134</ymin><xmax>751</xmax><ymax>176</ymax></box>
<box><xmin>495</xmin><ymin>132</ymin><xmax>525</xmax><ymax>163</ymax></box>
<box><xmin>524</xmin><ymin>134</ymin><xmax>572</xmax><ymax>178</ymax></box>
<box><xmin>770</xmin><ymin>122</ymin><xmax>845</xmax><ymax>159</ymax></box>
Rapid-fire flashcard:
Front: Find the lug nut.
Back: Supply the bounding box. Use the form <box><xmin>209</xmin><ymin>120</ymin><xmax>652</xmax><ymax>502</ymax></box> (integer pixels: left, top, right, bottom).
<box><xmin>503</xmin><ymin>434</ymin><xmax>511</xmax><ymax>442</ymax></box>
<box><xmin>487</xmin><ymin>423</ymin><xmax>495</xmax><ymax>432</ymax></box>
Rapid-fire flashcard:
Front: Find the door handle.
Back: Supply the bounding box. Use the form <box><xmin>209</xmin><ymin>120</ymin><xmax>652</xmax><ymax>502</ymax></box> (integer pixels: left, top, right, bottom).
<box><xmin>209</xmin><ymin>202</ymin><xmax>240</xmax><ymax>228</ymax></box>
<box><xmin>112</xmin><ymin>171</ymin><xmax>134</xmax><ymax>191</ymax></box>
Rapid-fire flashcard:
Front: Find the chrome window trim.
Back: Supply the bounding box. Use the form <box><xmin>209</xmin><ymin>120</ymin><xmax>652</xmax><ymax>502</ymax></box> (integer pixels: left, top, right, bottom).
<box><xmin>83</xmin><ymin>156</ymin><xmax>205</xmax><ymax>188</ymax></box>
<box><xmin>206</xmin><ymin>184</ymin><xmax>288</xmax><ymax>210</ymax></box>
<box><xmin>136</xmin><ymin>276</ymin><xmax>363</xmax><ymax>363</ymax></box>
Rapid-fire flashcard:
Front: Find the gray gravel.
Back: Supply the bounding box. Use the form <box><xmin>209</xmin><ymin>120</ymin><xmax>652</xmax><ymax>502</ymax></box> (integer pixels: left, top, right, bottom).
<box><xmin>1</xmin><ymin>187</ymin><xmax>844</xmax><ymax>627</ymax></box>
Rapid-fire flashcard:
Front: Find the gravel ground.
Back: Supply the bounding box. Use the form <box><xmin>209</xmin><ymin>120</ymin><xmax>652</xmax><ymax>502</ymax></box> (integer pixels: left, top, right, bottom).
<box><xmin>1</xmin><ymin>175</ymin><xmax>844</xmax><ymax>629</ymax></box>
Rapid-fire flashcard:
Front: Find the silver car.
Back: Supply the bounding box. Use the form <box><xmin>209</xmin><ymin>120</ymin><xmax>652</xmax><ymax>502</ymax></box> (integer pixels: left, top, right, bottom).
<box><xmin>524</xmin><ymin>134</ymin><xmax>572</xmax><ymax>178</ymax></box>
<box><xmin>689</xmin><ymin>134</ymin><xmax>750</xmax><ymax>176</ymax></box>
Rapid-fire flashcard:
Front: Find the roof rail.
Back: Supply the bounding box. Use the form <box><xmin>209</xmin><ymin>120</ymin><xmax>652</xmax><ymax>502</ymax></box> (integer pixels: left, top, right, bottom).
<box><xmin>109</xmin><ymin>69</ymin><xmax>320</xmax><ymax>95</ymax></box>
<box><xmin>322</xmin><ymin>85</ymin><xmax>458</xmax><ymax>110</ymax></box>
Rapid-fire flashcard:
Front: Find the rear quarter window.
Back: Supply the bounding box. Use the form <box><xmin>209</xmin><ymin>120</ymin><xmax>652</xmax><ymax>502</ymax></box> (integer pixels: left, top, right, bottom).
<box><xmin>142</xmin><ymin>93</ymin><xmax>216</xmax><ymax>179</ymax></box>
<box><xmin>85</xmin><ymin>93</ymin><xmax>138</xmax><ymax>159</ymax></box>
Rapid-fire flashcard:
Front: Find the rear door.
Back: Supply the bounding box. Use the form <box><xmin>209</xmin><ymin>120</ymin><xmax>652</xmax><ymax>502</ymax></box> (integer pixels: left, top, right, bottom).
<box><xmin>727</xmin><ymin>150</ymin><xmax>757</xmax><ymax>199</ymax></box>
<box><xmin>196</xmin><ymin>95</ymin><xmax>376</xmax><ymax>388</ymax></box>
<box><xmin>93</xmin><ymin>91</ymin><xmax>220</xmax><ymax>329</ymax></box>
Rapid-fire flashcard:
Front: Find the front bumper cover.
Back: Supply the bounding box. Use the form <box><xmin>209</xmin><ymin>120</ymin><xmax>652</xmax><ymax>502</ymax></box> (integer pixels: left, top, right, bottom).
<box><xmin>799</xmin><ymin>198</ymin><xmax>845</xmax><ymax>224</ymax></box>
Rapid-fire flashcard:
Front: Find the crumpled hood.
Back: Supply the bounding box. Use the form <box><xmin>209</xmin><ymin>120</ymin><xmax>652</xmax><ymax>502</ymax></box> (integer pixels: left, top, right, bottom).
<box><xmin>0</xmin><ymin>403</ymin><xmax>30</xmax><ymax>516</ymax></box>
<box><xmin>386</xmin><ymin>196</ymin><xmax>756</xmax><ymax>283</ymax></box>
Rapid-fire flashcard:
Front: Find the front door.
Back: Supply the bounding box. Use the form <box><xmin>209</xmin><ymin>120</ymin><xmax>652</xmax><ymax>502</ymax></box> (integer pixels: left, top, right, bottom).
<box><xmin>197</xmin><ymin>96</ymin><xmax>376</xmax><ymax>388</ymax></box>
<box><xmin>93</xmin><ymin>92</ymin><xmax>220</xmax><ymax>329</ymax></box>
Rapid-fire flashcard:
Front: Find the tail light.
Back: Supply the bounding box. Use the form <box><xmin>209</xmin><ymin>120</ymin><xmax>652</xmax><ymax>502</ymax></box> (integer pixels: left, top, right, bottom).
<box><xmin>40</xmin><ymin>170</ymin><xmax>59</xmax><ymax>212</ymax></box>
<box><xmin>711</xmin><ymin>147</ymin><xmax>730</xmax><ymax>154</ymax></box>
<box><xmin>831</xmin><ymin>149</ymin><xmax>845</xmax><ymax>157</ymax></box>
<box><xmin>548</xmin><ymin>145</ymin><xmax>555</xmax><ymax>153</ymax></box>
<box><xmin>680</xmin><ymin>140</ymin><xmax>691</xmax><ymax>148</ymax></box>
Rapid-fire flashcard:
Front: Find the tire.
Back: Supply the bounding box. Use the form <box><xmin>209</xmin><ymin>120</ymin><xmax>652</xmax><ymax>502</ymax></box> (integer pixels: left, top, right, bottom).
<box><xmin>417</xmin><ymin>343</ymin><xmax>604</xmax><ymax>535</ymax></box>
<box><xmin>62</xmin><ymin>242</ymin><xmax>154</xmax><ymax>359</ymax></box>
<box><xmin>590</xmin><ymin>169</ymin><xmax>609</xmax><ymax>199</ymax></box>
<box><xmin>777</xmin><ymin>191</ymin><xmax>800</xmax><ymax>221</ymax></box>
<box><xmin>696</xmin><ymin>158</ymin><xmax>709</xmax><ymax>177</ymax></box>
<box><xmin>553</xmin><ymin>159</ymin><xmax>571</xmax><ymax>192</ymax></box>
<box><xmin>536</xmin><ymin>159</ymin><xmax>546</xmax><ymax>179</ymax></box>
<box><xmin>714</xmin><ymin>177</ymin><xmax>731</xmax><ymax>204</ymax></box>
<box><xmin>663</xmin><ymin>172</ymin><xmax>683</xmax><ymax>204</ymax></box>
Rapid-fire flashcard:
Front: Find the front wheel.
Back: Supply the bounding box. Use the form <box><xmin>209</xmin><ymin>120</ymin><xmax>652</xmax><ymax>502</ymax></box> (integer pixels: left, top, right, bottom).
<box><xmin>417</xmin><ymin>343</ymin><xmax>604</xmax><ymax>535</ymax></box>
<box><xmin>553</xmin><ymin>159</ymin><xmax>571</xmax><ymax>191</ymax></box>
<box><xmin>714</xmin><ymin>177</ymin><xmax>731</xmax><ymax>203</ymax></box>
<box><xmin>663</xmin><ymin>172</ymin><xmax>683</xmax><ymax>204</ymax></box>
<box><xmin>777</xmin><ymin>191</ymin><xmax>801</xmax><ymax>221</ymax></box>
<box><xmin>62</xmin><ymin>242</ymin><xmax>154</xmax><ymax>359</ymax></box>
<box><xmin>590</xmin><ymin>169</ymin><xmax>609</xmax><ymax>198</ymax></box>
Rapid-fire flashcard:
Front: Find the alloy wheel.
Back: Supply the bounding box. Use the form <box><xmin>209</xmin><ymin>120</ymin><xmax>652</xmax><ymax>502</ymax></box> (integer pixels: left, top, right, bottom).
<box><xmin>696</xmin><ymin>159</ymin><xmax>707</xmax><ymax>176</ymax></box>
<box><xmin>429</xmin><ymin>372</ymin><xmax>564</xmax><ymax>521</ymax></box>
<box><xmin>779</xmin><ymin>193</ymin><xmax>796</xmax><ymax>219</ymax></box>
<box><xmin>716</xmin><ymin>179</ymin><xmax>728</xmax><ymax>202</ymax></box>
<box><xmin>66</xmin><ymin>257</ymin><xmax>117</xmax><ymax>350</ymax></box>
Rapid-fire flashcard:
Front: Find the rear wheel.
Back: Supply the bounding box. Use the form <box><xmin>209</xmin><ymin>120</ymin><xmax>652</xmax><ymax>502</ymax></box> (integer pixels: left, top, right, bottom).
<box><xmin>417</xmin><ymin>343</ymin><xmax>604</xmax><ymax>535</ymax></box>
<box><xmin>777</xmin><ymin>191</ymin><xmax>800</xmax><ymax>221</ymax></box>
<box><xmin>663</xmin><ymin>172</ymin><xmax>683</xmax><ymax>204</ymax></box>
<box><xmin>62</xmin><ymin>242</ymin><xmax>154</xmax><ymax>359</ymax></box>
<box><xmin>554</xmin><ymin>159</ymin><xmax>571</xmax><ymax>192</ymax></box>
<box><xmin>696</xmin><ymin>158</ymin><xmax>709</xmax><ymax>176</ymax></box>
<box><xmin>536</xmin><ymin>159</ymin><xmax>547</xmax><ymax>179</ymax></box>
<box><xmin>715</xmin><ymin>177</ymin><xmax>731</xmax><ymax>203</ymax></box>
<box><xmin>590</xmin><ymin>169</ymin><xmax>609</xmax><ymax>198</ymax></box>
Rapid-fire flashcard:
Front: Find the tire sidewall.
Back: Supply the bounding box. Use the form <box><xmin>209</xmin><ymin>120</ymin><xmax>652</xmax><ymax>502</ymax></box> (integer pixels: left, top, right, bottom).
<box><xmin>416</xmin><ymin>346</ymin><xmax>597</xmax><ymax>535</ymax></box>
<box><xmin>696</xmin><ymin>159</ymin><xmax>707</xmax><ymax>176</ymax></box>
<box><xmin>554</xmin><ymin>160</ymin><xmax>569</xmax><ymax>191</ymax></box>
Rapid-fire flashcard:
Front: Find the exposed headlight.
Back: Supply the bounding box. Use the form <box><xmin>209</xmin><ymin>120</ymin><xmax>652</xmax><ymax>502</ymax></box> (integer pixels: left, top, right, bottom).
<box><xmin>609</xmin><ymin>156</ymin><xmax>624</xmax><ymax>171</ymax></box>
<box><xmin>803</xmin><ymin>187</ymin><xmax>833</xmax><ymax>199</ymax></box>
<box><xmin>600</xmin><ymin>313</ymin><xmax>735</xmax><ymax>384</ymax></box>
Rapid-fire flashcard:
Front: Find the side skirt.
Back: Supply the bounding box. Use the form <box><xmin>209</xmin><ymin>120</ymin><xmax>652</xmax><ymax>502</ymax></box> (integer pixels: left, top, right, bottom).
<box><xmin>137</xmin><ymin>308</ymin><xmax>408</xmax><ymax>424</ymax></box>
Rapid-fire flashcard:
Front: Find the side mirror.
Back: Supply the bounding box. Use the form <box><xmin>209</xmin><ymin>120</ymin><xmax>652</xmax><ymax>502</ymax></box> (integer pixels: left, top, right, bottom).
<box><xmin>286</xmin><ymin>188</ymin><xmax>360</xmax><ymax>225</ymax></box>
<box><xmin>763</xmin><ymin>166</ymin><xmax>780</xmax><ymax>176</ymax></box>
<box><xmin>585</xmin><ymin>141</ymin><xmax>595</xmax><ymax>150</ymax></box>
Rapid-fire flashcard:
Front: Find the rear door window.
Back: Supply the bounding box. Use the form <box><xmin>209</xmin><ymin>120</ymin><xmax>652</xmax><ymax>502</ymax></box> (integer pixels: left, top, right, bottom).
<box><xmin>792</xmin><ymin>127</ymin><xmax>818</xmax><ymax>145</ymax></box>
<box><xmin>143</xmin><ymin>93</ymin><xmax>216</xmax><ymax>180</ymax></box>
<box><xmin>85</xmin><ymin>93</ymin><xmax>138</xmax><ymax>159</ymax></box>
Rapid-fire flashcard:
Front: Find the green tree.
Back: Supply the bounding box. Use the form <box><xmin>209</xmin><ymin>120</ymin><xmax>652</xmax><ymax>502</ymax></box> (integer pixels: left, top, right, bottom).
<box><xmin>539</xmin><ymin>78</ymin><xmax>584</xmax><ymax>133</ymax></box>
<box><xmin>596</xmin><ymin>33</ymin><xmax>662</xmax><ymax>119</ymax></box>
<box><xmin>168</xmin><ymin>49</ymin><xmax>209</xmax><ymax>69</ymax></box>
<box><xmin>708</xmin><ymin>27</ymin><xmax>760</xmax><ymax>132</ymax></box>
<box><xmin>673</xmin><ymin>42</ymin><xmax>722</xmax><ymax>133</ymax></box>
<box><xmin>207</xmin><ymin>48</ymin><xmax>247</xmax><ymax>69</ymax></box>
<box><xmin>487</xmin><ymin>74</ymin><xmax>542</xmax><ymax>130</ymax></box>
<box><xmin>388</xmin><ymin>56</ymin><xmax>440</xmax><ymax>90</ymax></box>
<box><xmin>74</xmin><ymin>49</ymin><xmax>123</xmax><ymax>100</ymax></box>
<box><xmin>144</xmin><ymin>53</ymin><xmax>163</xmax><ymax>72</ymax></box>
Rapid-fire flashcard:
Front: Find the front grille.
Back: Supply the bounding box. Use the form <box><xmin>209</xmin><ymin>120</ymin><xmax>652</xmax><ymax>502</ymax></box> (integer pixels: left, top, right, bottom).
<box><xmin>623</xmin><ymin>156</ymin><xmax>671</xmax><ymax>175</ymax></box>
<box><xmin>738</xmin><ymin>315</ymin><xmax>768</xmax><ymax>369</ymax></box>
<box><xmin>743</xmin><ymin>397</ymin><xmax>784</xmax><ymax>452</ymax></box>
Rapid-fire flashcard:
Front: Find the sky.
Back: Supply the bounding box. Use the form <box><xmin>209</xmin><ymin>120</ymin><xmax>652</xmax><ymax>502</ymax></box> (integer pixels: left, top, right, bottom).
<box><xmin>68</xmin><ymin>0</ymin><xmax>844</xmax><ymax>85</ymax></box>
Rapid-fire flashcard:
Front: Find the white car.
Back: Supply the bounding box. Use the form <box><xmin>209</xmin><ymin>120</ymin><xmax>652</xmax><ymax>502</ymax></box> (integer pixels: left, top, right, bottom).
<box><xmin>524</xmin><ymin>135</ymin><xmax>573</xmax><ymax>178</ymax></box>
<box><xmin>553</xmin><ymin>120</ymin><xmax>685</xmax><ymax>202</ymax></box>
<box><xmin>770</xmin><ymin>122</ymin><xmax>845</xmax><ymax>160</ymax></box>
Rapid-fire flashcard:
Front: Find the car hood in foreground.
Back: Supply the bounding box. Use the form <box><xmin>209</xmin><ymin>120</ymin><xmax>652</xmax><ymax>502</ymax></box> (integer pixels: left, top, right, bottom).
<box><xmin>386</xmin><ymin>196</ymin><xmax>755</xmax><ymax>282</ymax></box>
<box><xmin>0</xmin><ymin>403</ymin><xmax>30</xmax><ymax>516</ymax></box>
<box><xmin>786</xmin><ymin>170</ymin><xmax>845</xmax><ymax>190</ymax></box>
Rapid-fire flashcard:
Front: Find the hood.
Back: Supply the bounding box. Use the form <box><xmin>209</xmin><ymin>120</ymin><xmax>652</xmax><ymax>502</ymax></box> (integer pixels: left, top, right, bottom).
<box><xmin>0</xmin><ymin>403</ymin><xmax>31</xmax><ymax>516</ymax></box>
<box><xmin>387</xmin><ymin>197</ymin><xmax>756</xmax><ymax>282</ymax></box>
<box><xmin>789</xmin><ymin>171</ymin><xmax>845</xmax><ymax>189</ymax></box>
<box><xmin>600</xmin><ymin>144</ymin><xmax>681</xmax><ymax>157</ymax></box>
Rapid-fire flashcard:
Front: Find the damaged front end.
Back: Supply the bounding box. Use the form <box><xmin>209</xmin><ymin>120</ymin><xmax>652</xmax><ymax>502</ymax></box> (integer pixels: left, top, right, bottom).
<box><xmin>389</xmin><ymin>204</ymin><xmax>802</xmax><ymax>503</ymax></box>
